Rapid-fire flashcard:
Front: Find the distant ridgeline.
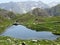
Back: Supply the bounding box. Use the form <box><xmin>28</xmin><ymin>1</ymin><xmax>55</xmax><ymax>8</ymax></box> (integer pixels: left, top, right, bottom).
<box><xmin>0</xmin><ymin>2</ymin><xmax>60</xmax><ymax>16</ymax></box>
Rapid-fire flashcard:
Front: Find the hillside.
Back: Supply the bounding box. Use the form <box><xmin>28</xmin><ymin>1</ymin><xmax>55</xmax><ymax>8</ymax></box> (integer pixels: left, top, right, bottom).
<box><xmin>29</xmin><ymin>8</ymin><xmax>50</xmax><ymax>17</ymax></box>
<box><xmin>0</xmin><ymin>8</ymin><xmax>16</xmax><ymax>19</ymax></box>
<box><xmin>26</xmin><ymin>4</ymin><xmax>60</xmax><ymax>17</ymax></box>
<box><xmin>0</xmin><ymin>9</ymin><xmax>15</xmax><ymax>33</ymax></box>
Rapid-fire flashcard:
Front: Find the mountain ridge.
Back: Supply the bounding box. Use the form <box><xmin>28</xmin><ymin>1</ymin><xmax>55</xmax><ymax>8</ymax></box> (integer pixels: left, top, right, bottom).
<box><xmin>0</xmin><ymin>1</ymin><xmax>49</xmax><ymax>14</ymax></box>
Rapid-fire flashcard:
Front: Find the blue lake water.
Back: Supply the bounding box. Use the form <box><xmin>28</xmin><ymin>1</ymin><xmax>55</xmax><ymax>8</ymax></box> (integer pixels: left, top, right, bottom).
<box><xmin>1</xmin><ymin>25</ymin><xmax>60</xmax><ymax>40</ymax></box>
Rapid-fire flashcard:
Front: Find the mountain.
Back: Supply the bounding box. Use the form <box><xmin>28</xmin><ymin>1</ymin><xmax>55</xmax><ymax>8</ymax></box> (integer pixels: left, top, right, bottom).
<box><xmin>47</xmin><ymin>4</ymin><xmax>60</xmax><ymax>16</ymax></box>
<box><xmin>48</xmin><ymin>1</ymin><xmax>60</xmax><ymax>7</ymax></box>
<box><xmin>0</xmin><ymin>8</ymin><xmax>16</xmax><ymax>19</ymax></box>
<box><xmin>29</xmin><ymin>4</ymin><xmax>60</xmax><ymax>17</ymax></box>
<box><xmin>29</xmin><ymin>8</ymin><xmax>50</xmax><ymax>17</ymax></box>
<box><xmin>0</xmin><ymin>1</ymin><xmax>49</xmax><ymax>14</ymax></box>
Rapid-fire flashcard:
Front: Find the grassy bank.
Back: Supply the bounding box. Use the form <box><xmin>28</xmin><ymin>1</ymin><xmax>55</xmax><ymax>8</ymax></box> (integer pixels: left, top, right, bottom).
<box><xmin>0</xmin><ymin>36</ymin><xmax>60</xmax><ymax>45</ymax></box>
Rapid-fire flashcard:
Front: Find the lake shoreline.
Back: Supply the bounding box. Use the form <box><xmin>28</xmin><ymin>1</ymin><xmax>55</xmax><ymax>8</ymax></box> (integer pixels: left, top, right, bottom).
<box><xmin>0</xmin><ymin>36</ymin><xmax>60</xmax><ymax>45</ymax></box>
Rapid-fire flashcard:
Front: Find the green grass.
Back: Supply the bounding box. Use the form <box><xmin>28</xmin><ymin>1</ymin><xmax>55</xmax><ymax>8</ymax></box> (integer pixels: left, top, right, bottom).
<box><xmin>0</xmin><ymin>15</ymin><xmax>13</xmax><ymax>34</ymax></box>
<box><xmin>0</xmin><ymin>36</ymin><xmax>60</xmax><ymax>45</ymax></box>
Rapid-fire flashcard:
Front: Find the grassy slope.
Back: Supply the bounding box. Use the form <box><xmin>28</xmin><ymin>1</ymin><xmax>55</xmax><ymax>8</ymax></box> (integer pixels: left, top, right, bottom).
<box><xmin>0</xmin><ymin>15</ymin><xmax>13</xmax><ymax>34</ymax></box>
<box><xmin>0</xmin><ymin>8</ymin><xmax>16</xmax><ymax>34</ymax></box>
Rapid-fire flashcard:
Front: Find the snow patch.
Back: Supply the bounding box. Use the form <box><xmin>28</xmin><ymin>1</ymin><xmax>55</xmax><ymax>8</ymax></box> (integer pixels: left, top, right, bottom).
<box><xmin>31</xmin><ymin>7</ymin><xmax>37</xmax><ymax>10</ymax></box>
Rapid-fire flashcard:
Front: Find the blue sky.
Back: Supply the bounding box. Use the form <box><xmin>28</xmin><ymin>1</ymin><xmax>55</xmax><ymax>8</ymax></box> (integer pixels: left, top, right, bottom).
<box><xmin>0</xmin><ymin>0</ymin><xmax>60</xmax><ymax>4</ymax></box>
